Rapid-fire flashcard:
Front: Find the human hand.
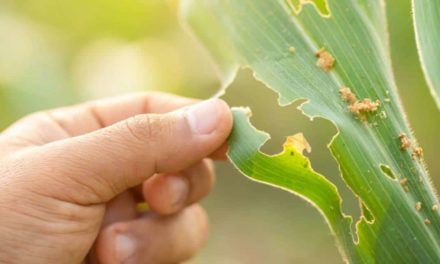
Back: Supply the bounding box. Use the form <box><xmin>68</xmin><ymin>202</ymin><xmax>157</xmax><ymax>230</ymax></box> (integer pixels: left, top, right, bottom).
<box><xmin>0</xmin><ymin>93</ymin><xmax>232</xmax><ymax>264</ymax></box>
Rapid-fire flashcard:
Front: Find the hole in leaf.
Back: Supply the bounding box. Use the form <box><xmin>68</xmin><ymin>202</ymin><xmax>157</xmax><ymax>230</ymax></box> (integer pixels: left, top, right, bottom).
<box><xmin>285</xmin><ymin>0</ymin><xmax>331</xmax><ymax>18</ymax></box>
<box><xmin>380</xmin><ymin>164</ymin><xmax>396</xmax><ymax>180</ymax></box>
<box><xmin>360</xmin><ymin>200</ymin><xmax>374</xmax><ymax>223</ymax></box>
<box><xmin>222</xmin><ymin>69</ymin><xmax>361</xmax><ymax>222</ymax></box>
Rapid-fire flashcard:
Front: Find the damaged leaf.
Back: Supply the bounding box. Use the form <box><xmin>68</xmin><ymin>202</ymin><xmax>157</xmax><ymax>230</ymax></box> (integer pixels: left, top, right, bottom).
<box><xmin>180</xmin><ymin>0</ymin><xmax>440</xmax><ymax>263</ymax></box>
<box><xmin>228</xmin><ymin>107</ymin><xmax>356</xmax><ymax>260</ymax></box>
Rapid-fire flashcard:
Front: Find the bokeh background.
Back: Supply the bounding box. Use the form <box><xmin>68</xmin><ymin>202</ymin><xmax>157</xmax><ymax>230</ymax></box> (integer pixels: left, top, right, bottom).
<box><xmin>0</xmin><ymin>1</ymin><xmax>438</xmax><ymax>263</ymax></box>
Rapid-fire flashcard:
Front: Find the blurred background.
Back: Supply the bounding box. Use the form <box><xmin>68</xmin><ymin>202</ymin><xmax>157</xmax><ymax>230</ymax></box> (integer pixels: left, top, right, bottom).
<box><xmin>0</xmin><ymin>0</ymin><xmax>438</xmax><ymax>263</ymax></box>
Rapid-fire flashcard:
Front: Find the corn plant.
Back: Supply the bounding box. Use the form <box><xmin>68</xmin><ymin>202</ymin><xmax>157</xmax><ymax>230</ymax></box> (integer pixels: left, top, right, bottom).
<box><xmin>179</xmin><ymin>0</ymin><xmax>440</xmax><ymax>263</ymax></box>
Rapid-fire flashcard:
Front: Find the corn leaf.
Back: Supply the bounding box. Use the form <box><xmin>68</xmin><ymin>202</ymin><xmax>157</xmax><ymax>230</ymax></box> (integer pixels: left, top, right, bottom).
<box><xmin>413</xmin><ymin>0</ymin><xmax>440</xmax><ymax>108</ymax></box>
<box><xmin>180</xmin><ymin>0</ymin><xmax>440</xmax><ymax>263</ymax></box>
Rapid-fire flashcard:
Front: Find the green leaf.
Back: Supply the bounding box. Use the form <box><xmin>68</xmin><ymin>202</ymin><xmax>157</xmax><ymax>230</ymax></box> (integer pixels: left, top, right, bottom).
<box><xmin>180</xmin><ymin>0</ymin><xmax>440</xmax><ymax>263</ymax></box>
<box><xmin>229</xmin><ymin>107</ymin><xmax>356</xmax><ymax>260</ymax></box>
<box><xmin>413</xmin><ymin>0</ymin><xmax>440</xmax><ymax>108</ymax></box>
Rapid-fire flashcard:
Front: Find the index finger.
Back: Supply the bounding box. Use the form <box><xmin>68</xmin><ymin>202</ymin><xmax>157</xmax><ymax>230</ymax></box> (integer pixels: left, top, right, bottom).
<box><xmin>1</xmin><ymin>92</ymin><xmax>198</xmax><ymax>146</ymax></box>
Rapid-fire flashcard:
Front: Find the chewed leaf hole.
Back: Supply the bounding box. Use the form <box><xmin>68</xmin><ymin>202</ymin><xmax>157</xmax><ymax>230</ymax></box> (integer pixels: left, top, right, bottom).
<box><xmin>360</xmin><ymin>201</ymin><xmax>374</xmax><ymax>223</ymax></box>
<box><xmin>285</xmin><ymin>0</ymin><xmax>331</xmax><ymax>18</ymax></box>
<box><xmin>223</xmin><ymin>69</ymin><xmax>361</xmax><ymax>226</ymax></box>
<box><xmin>380</xmin><ymin>164</ymin><xmax>396</xmax><ymax>180</ymax></box>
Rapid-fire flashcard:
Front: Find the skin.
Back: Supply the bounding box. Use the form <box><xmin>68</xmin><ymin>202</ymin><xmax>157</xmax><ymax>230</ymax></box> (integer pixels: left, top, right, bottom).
<box><xmin>0</xmin><ymin>92</ymin><xmax>233</xmax><ymax>264</ymax></box>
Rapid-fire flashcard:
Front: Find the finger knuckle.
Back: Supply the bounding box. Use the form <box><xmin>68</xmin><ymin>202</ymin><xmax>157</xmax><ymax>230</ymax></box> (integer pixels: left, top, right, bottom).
<box><xmin>204</xmin><ymin>159</ymin><xmax>216</xmax><ymax>188</ymax></box>
<box><xmin>191</xmin><ymin>160</ymin><xmax>216</xmax><ymax>194</ymax></box>
<box><xmin>177</xmin><ymin>206</ymin><xmax>208</xmax><ymax>260</ymax></box>
<box><xmin>124</xmin><ymin>114</ymin><xmax>172</xmax><ymax>143</ymax></box>
<box><xmin>202</xmin><ymin>159</ymin><xmax>215</xmax><ymax>176</ymax></box>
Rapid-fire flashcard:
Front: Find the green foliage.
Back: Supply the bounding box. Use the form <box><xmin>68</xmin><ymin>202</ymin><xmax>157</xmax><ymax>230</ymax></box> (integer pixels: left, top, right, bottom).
<box><xmin>180</xmin><ymin>0</ymin><xmax>440</xmax><ymax>263</ymax></box>
<box><xmin>413</xmin><ymin>0</ymin><xmax>440</xmax><ymax>108</ymax></box>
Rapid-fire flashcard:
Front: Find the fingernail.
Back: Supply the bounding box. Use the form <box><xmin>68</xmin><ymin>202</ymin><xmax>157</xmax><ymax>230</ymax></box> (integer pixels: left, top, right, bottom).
<box><xmin>168</xmin><ymin>175</ymin><xmax>189</xmax><ymax>210</ymax></box>
<box><xmin>115</xmin><ymin>233</ymin><xmax>136</xmax><ymax>263</ymax></box>
<box><xmin>186</xmin><ymin>99</ymin><xmax>223</xmax><ymax>134</ymax></box>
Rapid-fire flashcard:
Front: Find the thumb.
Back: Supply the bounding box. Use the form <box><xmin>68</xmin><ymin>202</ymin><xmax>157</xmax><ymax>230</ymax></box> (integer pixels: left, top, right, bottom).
<box><xmin>27</xmin><ymin>99</ymin><xmax>232</xmax><ymax>204</ymax></box>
